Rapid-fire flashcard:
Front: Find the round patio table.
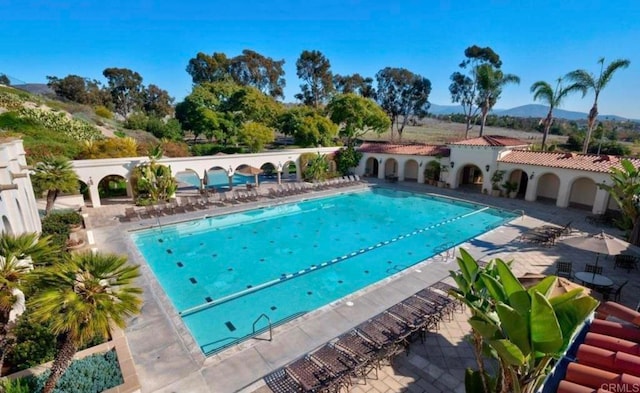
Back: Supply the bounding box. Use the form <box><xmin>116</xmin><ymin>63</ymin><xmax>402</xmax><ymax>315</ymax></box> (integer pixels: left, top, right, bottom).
<box><xmin>574</xmin><ymin>271</ymin><xmax>613</xmax><ymax>288</ymax></box>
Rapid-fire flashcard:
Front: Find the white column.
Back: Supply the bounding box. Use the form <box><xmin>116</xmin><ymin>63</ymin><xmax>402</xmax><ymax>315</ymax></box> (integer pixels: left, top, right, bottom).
<box><xmin>417</xmin><ymin>163</ymin><xmax>425</xmax><ymax>184</ymax></box>
<box><xmin>555</xmin><ymin>181</ymin><xmax>571</xmax><ymax>208</ymax></box>
<box><xmin>398</xmin><ymin>160</ymin><xmax>405</xmax><ymax>181</ymax></box>
<box><xmin>525</xmin><ymin>178</ymin><xmax>537</xmax><ymax>202</ymax></box>
<box><xmin>378</xmin><ymin>159</ymin><xmax>385</xmax><ymax>180</ymax></box>
<box><xmin>592</xmin><ymin>188</ymin><xmax>610</xmax><ymax>214</ymax></box>
<box><xmin>88</xmin><ymin>184</ymin><xmax>101</xmax><ymax>207</ymax></box>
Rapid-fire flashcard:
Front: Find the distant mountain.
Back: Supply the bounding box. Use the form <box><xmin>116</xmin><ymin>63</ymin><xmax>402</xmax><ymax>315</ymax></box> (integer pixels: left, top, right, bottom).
<box><xmin>494</xmin><ymin>104</ymin><xmax>629</xmax><ymax>122</ymax></box>
<box><xmin>429</xmin><ymin>102</ymin><xmax>631</xmax><ymax>121</ymax></box>
<box><xmin>12</xmin><ymin>83</ymin><xmax>55</xmax><ymax>96</ymax></box>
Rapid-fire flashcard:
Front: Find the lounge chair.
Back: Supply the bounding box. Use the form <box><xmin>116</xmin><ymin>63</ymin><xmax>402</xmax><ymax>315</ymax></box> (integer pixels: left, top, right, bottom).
<box><xmin>264</xmin><ymin>368</ymin><xmax>302</xmax><ymax>393</ymax></box>
<box><xmin>309</xmin><ymin>344</ymin><xmax>357</xmax><ymax>390</ymax></box>
<box><xmin>121</xmin><ymin>207</ymin><xmax>139</xmax><ymax>222</ymax></box>
<box><xmin>333</xmin><ymin>332</ymin><xmax>378</xmax><ymax>381</ymax></box>
<box><xmin>285</xmin><ymin>356</ymin><xmax>335</xmax><ymax>393</ymax></box>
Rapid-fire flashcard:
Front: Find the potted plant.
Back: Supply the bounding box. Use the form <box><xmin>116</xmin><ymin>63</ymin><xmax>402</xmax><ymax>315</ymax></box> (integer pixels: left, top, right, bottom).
<box><xmin>502</xmin><ymin>180</ymin><xmax>519</xmax><ymax>198</ymax></box>
<box><xmin>490</xmin><ymin>170</ymin><xmax>505</xmax><ymax>197</ymax></box>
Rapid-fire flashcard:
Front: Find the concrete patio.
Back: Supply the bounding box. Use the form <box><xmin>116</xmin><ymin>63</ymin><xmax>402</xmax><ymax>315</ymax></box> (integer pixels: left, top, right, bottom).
<box><xmin>81</xmin><ymin>180</ymin><xmax>640</xmax><ymax>393</ymax></box>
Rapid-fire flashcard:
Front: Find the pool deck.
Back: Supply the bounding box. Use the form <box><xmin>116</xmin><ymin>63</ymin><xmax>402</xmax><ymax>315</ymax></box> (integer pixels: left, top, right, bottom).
<box><xmin>85</xmin><ymin>180</ymin><xmax>640</xmax><ymax>393</ymax></box>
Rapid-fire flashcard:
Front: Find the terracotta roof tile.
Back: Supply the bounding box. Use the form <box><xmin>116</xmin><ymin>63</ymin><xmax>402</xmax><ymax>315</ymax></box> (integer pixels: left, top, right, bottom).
<box><xmin>448</xmin><ymin>135</ymin><xmax>528</xmax><ymax>147</ymax></box>
<box><xmin>358</xmin><ymin>142</ymin><xmax>449</xmax><ymax>156</ymax></box>
<box><xmin>550</xmin><ymin>302</ymin><xmax>640</xmax><ymax>393</ymax></box>
<box><xmin>499</xmin><ymin>150</ymin><xmax>640</xmax><ymax>173</ymax></box>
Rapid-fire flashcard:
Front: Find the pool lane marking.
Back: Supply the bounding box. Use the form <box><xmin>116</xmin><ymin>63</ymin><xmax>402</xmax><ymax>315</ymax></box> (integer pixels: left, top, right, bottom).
<box><xmin>179</xmin><ymin>206</ymin><xmax>490</xmax><ymax>317</ymax></box>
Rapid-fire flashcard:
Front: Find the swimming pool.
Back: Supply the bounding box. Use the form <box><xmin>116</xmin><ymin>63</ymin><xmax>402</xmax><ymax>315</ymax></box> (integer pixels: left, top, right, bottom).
<box><xmin>131</xmin><ymin>188</ymin><xmax>516</xmax><ymax>355</ymax></box>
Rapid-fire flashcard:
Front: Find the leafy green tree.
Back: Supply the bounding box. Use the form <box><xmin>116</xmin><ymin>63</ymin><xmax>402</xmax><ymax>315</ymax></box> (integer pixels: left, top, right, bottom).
<box><xmin>29</xmin><ymin>251</ymin><xmax>142</xmax><ymax>393</ymax></box>
<box><xmin>239</xmin><ymin>121</ymin><xmax>274</xmax><ymax>152</ymax></box>
<box><xmin>142</xmin><ymin>84</ymin><xmax>174</xmax><ymax>117</ymax></box>
<box><xmin>130</xmin><ymin>146</ymin><xmax>178</xmax><ymax>205</ymax></box>
<box><xmin>31</xmin><ymin>156</ymin><xmax>80</xmax><ymax>215</ymax></box>
<box><xmin>102</xmin><ymin>67</ymin><xmax>144</xmax><ymax>118</ymax></box>
<box><xmin>0</xmin><ymin>74</ymin><xmax>10</xmax><ymax>85</ymax></box>
<box><xmin>599</xmin><ymin>159</ymin><xmax>640</xmax><ymax>245</ymax></box>
<box><xmin>0</xmin><ymin>233</ymin><xmax>57</xmax><ymax>371</ymax></box>
<box><xmin>530</xmin><ymin>78</ymin><xmax>586</xmax><ymax>151</ymax></box>
<box><xmin>566</xmin><ymin>58</ymin><xmax>631</xmax><ymax>154</ymax></box>
<box><xmin>476</xmin><ymin>64</ymin><xmax>520</xmax><ymax>136</ymax></box>
<box><xmin>229</xmin><ymin>49</ymin><xmax>286</xmax><ymax>99</ymax></box>
<box><xmin>186</xmin><ymin>52</ymin><xmax>232</xmax><ymax>84</ymax></box>
<box><xmin>449</xmin><ymin>45</ymin><xmax>502</xmax><ymax>138</ymax></box>
<box><xmin>295</xmin><ymin>50</ymin><xmax>334</xmax><ymax>108</ymax></box>
<box><xmin>334</xmin><ymin>146</ymin><xmax>363</xmax><ymax>175</ymax></box>
<box><xmin>46</xmin><ymin>75</ymin><xmax>109</xmax><ymax>106</ymax></box>
<box><xmin>333</xmin><ymin>73</ymin><xmax>376</xmax><ymax>98</ymax></box>
<box><xmin>278</xmin><ymin>106</ymin><xmax>338</xmax><ymax>147</ymax></box>
<box><xmin>375</xmin><ymin>67</ymin><xmax>431</xmax><ymax>140</ymax></box>
<box><xmin>326</xmin><ymin>93</ymin><xmax>390</xmax><ymax>146</ymax></box>
<box><xmin>451</xmin><ymin>249</ymin><xmax>598</xmax><ymax>393</ymax></box>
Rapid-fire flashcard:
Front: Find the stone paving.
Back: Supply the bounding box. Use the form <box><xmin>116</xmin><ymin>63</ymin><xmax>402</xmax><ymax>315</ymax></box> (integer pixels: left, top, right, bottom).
<box><xmin>81</xmin><ymin>180</ymin><xmax>640</xmax><ymax>393</ymax></box>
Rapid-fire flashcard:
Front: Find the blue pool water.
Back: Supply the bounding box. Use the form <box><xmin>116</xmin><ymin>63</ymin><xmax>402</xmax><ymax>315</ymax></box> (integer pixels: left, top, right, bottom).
<box><xmin>176</xmin><ymin>170</ymin><xmax>294</xmax><ymax>190</ymax></box>
<box><xmin>131</xmin><ymin>188</ymin><xmax>516</xmax><ymax>355</ymax></box>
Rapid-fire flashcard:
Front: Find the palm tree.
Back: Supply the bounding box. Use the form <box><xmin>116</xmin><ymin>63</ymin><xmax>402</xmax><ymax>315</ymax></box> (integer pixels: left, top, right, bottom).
<box><xmin>476</xmin><ymin>64</ymin><xmax>520</xmax><ymax>136</ymax></box>
<box><xmin>530</xmin><ymin>78</ymin><xmax>586</xmax><ymax>151</ymax></box>
<box><xmin>0</xmin><ymin>232</ymin><xmax>57</xmax><ymax>370</ymax></box>
<box><xmin>566</xmin><ymin>58</ymin><xmax>631</xmax><ymax>154</ymax></box>
<box><xmin>599</xmin><ymin>159</ymin><xmax>640</xmax><ymax>245</ymax></box>
<box><xmin>29</xmin><ymin>251</ymin><xmax>142</xmax><ymax>393</ymax></box>
<box><xmin>31</xmin><ymin>156</ymin><xmax>80</xmax><ymax>215</ymax></box>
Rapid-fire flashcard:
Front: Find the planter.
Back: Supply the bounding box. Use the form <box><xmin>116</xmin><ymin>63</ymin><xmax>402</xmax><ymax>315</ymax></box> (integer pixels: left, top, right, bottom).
<box><xmin>437</xmin><ymin>181</ymin><xmax>445</xmax><ymax>188</ymax></box>
<box><xmin>69</xmin><ymin>223</ymin><xmax>83</xmax><ymax>232</ymax></box>
<box><xmin>509</xmin><ymin>191</ymin><xmax>517</xmax><ymax>199</ymax></box>
<box><xmin>66</xmin><ymin>239</ymin><xmax>86</xmax><ymax>250</ymax></box>
<box><xmin>491</xmin><ymin>189</ymin><xmax>501</xmax><ymax>197</ymax></box>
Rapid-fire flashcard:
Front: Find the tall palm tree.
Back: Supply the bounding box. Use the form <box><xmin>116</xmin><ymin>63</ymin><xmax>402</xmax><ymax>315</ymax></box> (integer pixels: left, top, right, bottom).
<box><xmin>530</xmin><ymin>78</ymin><xmax>586</xmax><ymax>151</ymax></box>
<box><xmin>29</xmin><ymin>251</ymin><xmax>142</xmax><ymax>393</ymax></box>
<box><xmin>31</xmin><ymin>156</ymin><xmax>80</xmax><ymax>215</ymax></box>
<box><xmin>566</xmin><ymin>58</ymin><xmax>631</xmax><ymax>154</ymax></box>
<box><xmin>476</xmin><ymin>64</ymin><xmax>520</xmax><ymax>136</ymax></box>
<box><xmin>0</xmin><ymin>232</ymin><xmax>57</xmax><ymax>370</ymax></box>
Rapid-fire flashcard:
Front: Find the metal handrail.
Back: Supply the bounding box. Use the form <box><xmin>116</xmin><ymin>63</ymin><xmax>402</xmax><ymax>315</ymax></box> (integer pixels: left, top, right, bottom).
<box><xmin>252</xmin><ymin>313</ymin><xmax>272</xmax><ymax>341</ymax></box>
<box><xmin>511</xmin><ymin>209</ymin><xmax>525</xmax><ymax>220</ymax></box>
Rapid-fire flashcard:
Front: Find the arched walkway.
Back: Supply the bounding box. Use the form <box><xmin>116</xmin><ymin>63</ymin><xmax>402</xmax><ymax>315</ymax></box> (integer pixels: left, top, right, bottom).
<box><xmin>424</xmin><ymin>160</ymin><xmax>441</xmax><ymax>185</ymax></box>
<box><xmin>97</xmin><ymin>174</ymin><xmax>129</xmax><ymax>204</ymax></box>
<box><xmin>457</xmin><ymin>164</ymin><xmax>483</xmax><ymax>193</ymax></box>
<box><xmin>536</xmin><ymin>173</ymin><xmax>561</xmax><ymax>204</ymax></box>
<box><xmin>365</xmin><ymin>157</ymin><xmax>379</xmax><ymax>177</ymax></box>
<box><xmin>569</xmin><ymin>177</ymin><xmax>598</xmax><ymax>210</ymax></box>
<box><xmin>504</xmin><ymin>169</ymin><xmax>530</xmax><ymax>199</ymax></box>
<box><xmin>1</xmin><ymin>216</ymin><xmax>12</xmax><ymax>235</ymax></box>
<box><xmin>403</xmin><ymin>160</ymin><xmax>419</xmax><ymax>182</ymax></box>
<box><xmin>384</xmin><ymin>158</ymin><xmax>398</xmax><ymax>178</ymax></box>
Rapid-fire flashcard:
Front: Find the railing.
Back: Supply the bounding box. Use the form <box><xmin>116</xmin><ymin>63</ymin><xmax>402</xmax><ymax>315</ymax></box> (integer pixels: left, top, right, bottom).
<box><xmin>511</xmin><ymin>209</ymin><xmax>525</xmax><ymax>220</ymax></box>
<box><xmin>433</xmin><ymin>241</ymin><xmax>456</xmax><ymax>262</ymax></box>
<box><xmin>252</xmin><ymin>313</ymin><xmax>272</xmax><ymax>341</ymax></box>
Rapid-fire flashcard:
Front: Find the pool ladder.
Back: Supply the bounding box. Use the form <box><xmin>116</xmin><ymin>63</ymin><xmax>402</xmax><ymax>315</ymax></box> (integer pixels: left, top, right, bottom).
<box><xmin>252</xmin><ymin>313</ymin><xmax>272</xmax><ymax>342</ymax></box>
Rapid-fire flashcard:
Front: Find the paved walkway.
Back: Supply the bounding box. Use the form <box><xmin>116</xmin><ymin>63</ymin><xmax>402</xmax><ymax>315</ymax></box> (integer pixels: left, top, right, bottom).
<box><xmin>82</xmin><ymin>180</ymin><xmax>640</xmax><ymax>393</ymax></box>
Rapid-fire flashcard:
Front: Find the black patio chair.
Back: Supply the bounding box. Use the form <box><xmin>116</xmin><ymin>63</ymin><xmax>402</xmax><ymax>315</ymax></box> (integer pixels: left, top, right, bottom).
<box><xmin>614</xmin><ymin>254</ymin><xmax>638</xmax><ymax>272</ymax></box>
<box><xmin>285</xmin><ymin>356</ymin><xmax>335</xmax><ymax>393</ymax></box>
<box><xmin>264</xmin><ymin>368</ymin><xmax>302</xmax><ymax>393</ymax></box>
<box><xmin>555</xmin><ymin>261</ymin><xmax>573</xmax><ymax>279</ymax></box>
<box><xmin>584</xmin><ymin>263</ymin><xmax>603</xmax><ymax>275</ymax></box>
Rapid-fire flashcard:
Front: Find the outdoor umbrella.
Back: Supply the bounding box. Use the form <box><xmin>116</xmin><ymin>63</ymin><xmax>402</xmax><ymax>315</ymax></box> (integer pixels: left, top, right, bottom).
<box><xmin>561</xmin><ymin>231</ymin><xmax>638</xmax><ymax>278</ymax></box>
<box><xmin>237</xmin><ymin>165</ymin><xmax>263</xmax><ymax>186</ymax></box>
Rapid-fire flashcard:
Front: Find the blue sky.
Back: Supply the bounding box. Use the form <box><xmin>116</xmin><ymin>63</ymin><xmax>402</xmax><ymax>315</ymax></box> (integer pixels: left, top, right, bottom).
<box><xmin>2</xmin><ymin>0</ymin><xmax>639</xmax><ymax>118</ymax></box>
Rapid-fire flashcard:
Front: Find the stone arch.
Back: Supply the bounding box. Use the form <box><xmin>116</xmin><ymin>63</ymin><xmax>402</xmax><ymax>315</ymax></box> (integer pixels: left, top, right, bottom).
<box><xmin>505</xmin><ymin>169</ymin><xmax>530</xmax><ymax>198</ymax></box>
<box><xmin>383</xmin><ymin>158</ymin><xmax>398</xmax><ymax>177</ymax></box>
<box><xmin>97</xmin><ymin>174</ymin><xmax>128</xmax><ymax>201</ymax></box>
<box><xmin>175</xmin><ymin>168</ymin><xmax>201</xmax><ymax>190</ymax></box>
<box><xmin>260</xmin><ymin>162</ymin><xmax>277</xmax><ymax>183</ymax></box>
<box><xmin>423</xmin><ymin>160</ymin><xmax>441</xmax><ymax>184</ymax></box>
<box><xmin>281</xmin><ymin>160</ymin><xmax>297</xmax><ymax>182</ymax></box>
<box><xmin>1</xmin><ymin>216</ymin><xmax>12</xmax><ymax>236</ymax></box>
<box><xmin>456</xmin><ymin>164</ymin><xmax>484</xmax><ymax>192</ymax></box>
<box><xmin>404</xmin><ymin>159</ymin><xmax>419</xmax><ymax>182</ymax></box>
<box><xmin>568</xmin><ymin>177</ymin><xmax>598</xmax><ymax>210</ymax></box>
<box><xmin>365</xmin><ymin>157</ymin><xmax>379</xmax><ymax>177</ymax></box>
<box><xmin>536</xmin><ymin>172</ymin><xmax>561</xmax><ymax>203</ymax></box>
<box><xmin>204</xmin><ymin>166</ymin><xmax>229</xmax><ymax>190</ymax></box>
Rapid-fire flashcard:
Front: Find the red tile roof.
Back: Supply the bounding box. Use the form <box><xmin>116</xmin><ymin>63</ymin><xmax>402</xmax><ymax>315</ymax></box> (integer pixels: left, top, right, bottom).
<box><xmin>358</xmin><ymin>142</ymin><xmax>450</xmax><ymax>156</ymax></box>
<box><xmin>499</xmin><ymin>151</ymin><xmax>640</xmax><ymax>173</ymax></box>
<box><xmin>556</xmin><ymin>302</ymin><xmax>640</xmax><ymax>393</ymax></box>
<box><xmin>448</xmin><ymin>135</ymin><xmax>528</xmax><ymax>147</ymax></box>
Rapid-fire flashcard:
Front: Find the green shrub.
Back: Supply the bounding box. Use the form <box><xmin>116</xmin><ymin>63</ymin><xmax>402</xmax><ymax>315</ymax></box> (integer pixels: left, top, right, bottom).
<box><xmin>0</xmin><ymin>377</ymin><xmax>34</xmax><ymax>393</ymax></box>
<box><xmin>123</xmin><ymin>112</ymin><xmax>148</xmax><ymax>130</ymax></box>
<box><xmin>191</xmin><ymin>143</ymin><xmax>243</xmax><ymax>156</ymax></box>
<box><xmin>17</xmin><ymin>108</ymin><xmax>103</xmax><ymax>142</ymax></box>
<box><xmin>41</xmin><ymin>213</ymin><xmax>72</xmax><ymax>250</ymax></box>
<box><xmin>114</xmin><ymin>130</ymin><xmax>126</xmax><ymax>138</ymax></box>
<box><xmin>94</xmin><ymin>105</ymin><xmax>113</xmax><ymax>119</ymax></box>
<box><xmin>30</xmin><ymin>350</ymin><xmax>123</xmax><ymax>393</ymax></box>
<box><xmin>6</xmin><ymin>313</ymin><xmax>57</xmax><ymax>372</ymax></box>
<box><xmin>0</xmin><ymin>91</ymin><xmax>25</xmax><ymax>110</ymax></box>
